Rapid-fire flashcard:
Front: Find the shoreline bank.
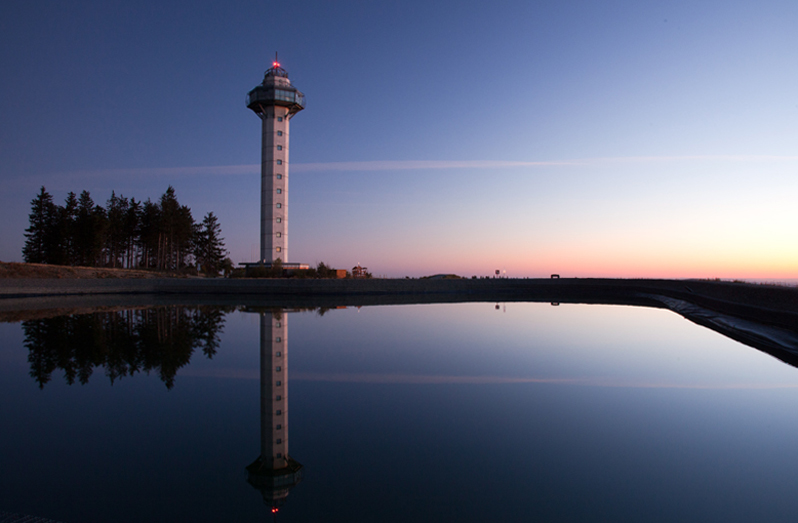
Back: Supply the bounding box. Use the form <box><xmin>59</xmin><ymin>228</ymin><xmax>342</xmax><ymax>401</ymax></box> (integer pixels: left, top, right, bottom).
<box><xmin>1</xmin><ymin>277</ymin><xmax>796</xmax><ymax>324</ymax></box>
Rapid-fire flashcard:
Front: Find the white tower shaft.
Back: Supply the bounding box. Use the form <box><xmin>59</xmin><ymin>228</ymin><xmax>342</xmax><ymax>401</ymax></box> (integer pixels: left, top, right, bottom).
<box><xmin>260</xmin><ymin>106</ymin><xmax>290</xmax><ymax>263</ymax></box>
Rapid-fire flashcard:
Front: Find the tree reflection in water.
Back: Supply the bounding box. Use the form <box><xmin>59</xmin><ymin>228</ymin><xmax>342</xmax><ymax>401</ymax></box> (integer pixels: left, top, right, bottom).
<box><xmin>23</xmin><ymin>306</ymin><xmax>232</xmax><ymax>389</ymax></box>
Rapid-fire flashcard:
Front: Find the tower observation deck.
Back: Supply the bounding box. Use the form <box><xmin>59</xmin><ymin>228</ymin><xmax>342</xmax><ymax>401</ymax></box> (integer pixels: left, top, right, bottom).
<box><xmin>247</xmin><ymin>58</ymin><xmax>305</xmax><ymax>265</ymax></box>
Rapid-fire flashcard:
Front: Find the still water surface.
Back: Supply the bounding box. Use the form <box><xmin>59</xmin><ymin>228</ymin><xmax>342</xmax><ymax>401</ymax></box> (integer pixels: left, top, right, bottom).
<box><xmin>2</xmin><ymin>302</ymin><xmax>798</xmax><ymax>522</ymax></box>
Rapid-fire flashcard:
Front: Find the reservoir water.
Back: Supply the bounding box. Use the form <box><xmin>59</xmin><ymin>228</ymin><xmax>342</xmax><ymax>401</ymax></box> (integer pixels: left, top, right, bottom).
<box><xmin>2</xmin><ymin>301</ymin><xmax>798</xmax><ymax>522</ymax></box>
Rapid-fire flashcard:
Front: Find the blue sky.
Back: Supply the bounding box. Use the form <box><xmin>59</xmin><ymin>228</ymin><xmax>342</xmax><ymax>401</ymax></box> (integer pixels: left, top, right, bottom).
<box><xmin>1</xmin><ymin>0</ymin><xmax>796</xmax><ymax>277</ymax></box>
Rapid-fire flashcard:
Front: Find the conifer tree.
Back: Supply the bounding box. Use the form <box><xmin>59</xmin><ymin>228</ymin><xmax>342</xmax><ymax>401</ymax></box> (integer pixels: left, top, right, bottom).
<box><xmin>74</xmin><ymin>191</ymin><xmax>106</xmax><ymax>266</ymax></box>
<box><xmin>124</xmin><ymin>198</ymin><xmax>141</xmax><ymax>268</ymax></box>
<box><xmin>23</xmin><ymin>187</ymin><xmax>58</xmax><ymax>264</ymax></box>
<box><xmin>194</xmin><ymin>212</ymin><xmax>228</xmax><ymax>276</ymax></box>
<box><xmin>138</xmin><ymin>199</ymin><xmax>161</xmax><ymax>269</ymax></box>
<box><xmin>106</xmin><ymin>192</ymin><xmax>129</xmax><ymax>268</ymax></box>
<box><xmin>152</xmin><ymin>186</ymin><xmax>194</xmax><ymax>271</ymax></box>
<box><xmin>62</xmin><ymin>192</ymin><xmax>79</xmax><ymax>265</ymax></box>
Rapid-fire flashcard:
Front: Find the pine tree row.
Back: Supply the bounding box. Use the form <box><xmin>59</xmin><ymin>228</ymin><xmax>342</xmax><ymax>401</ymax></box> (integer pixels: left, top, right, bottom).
<box><xmin>23</xmin><ymin>186</ymin><xmax>230</xmax><ymax>275</ymax></box>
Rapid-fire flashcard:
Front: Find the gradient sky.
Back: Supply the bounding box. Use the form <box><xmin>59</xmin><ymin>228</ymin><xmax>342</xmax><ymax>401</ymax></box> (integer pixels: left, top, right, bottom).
<box><xmin>1</xmin><ymin>0</ymin><xmax>796</xmax><ymax>278</ymax></box>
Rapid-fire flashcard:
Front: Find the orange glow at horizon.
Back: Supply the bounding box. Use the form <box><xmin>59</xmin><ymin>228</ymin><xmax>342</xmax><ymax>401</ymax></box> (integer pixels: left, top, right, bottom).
<box><xmin>373</xmin><ymin>241</ymin><xmax>797</xmax><ymax>280</ymax></box>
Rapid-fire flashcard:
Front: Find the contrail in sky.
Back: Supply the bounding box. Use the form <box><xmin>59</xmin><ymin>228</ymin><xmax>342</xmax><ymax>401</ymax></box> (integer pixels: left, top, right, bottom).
<box><xmin>293</xmin><ymin>155</ymin><xmax>798</xmax><ymax>172</ymax></box>
<box><xmin>30</xmin><ymin>155</ymin><xmax>798</xmax><ymax>181</ymax></box>
<box><xmin>292</xmin><ymin>160</ymin><xmax>578</xmax><ymax>171</ymax></box>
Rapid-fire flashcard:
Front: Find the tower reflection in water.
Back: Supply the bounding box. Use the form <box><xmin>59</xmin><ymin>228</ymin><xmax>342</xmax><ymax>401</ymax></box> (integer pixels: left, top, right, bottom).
<box><xmin>246</xmin><ymin>309</ymin><xmax>303</xmax><ymax>514</ymax></box>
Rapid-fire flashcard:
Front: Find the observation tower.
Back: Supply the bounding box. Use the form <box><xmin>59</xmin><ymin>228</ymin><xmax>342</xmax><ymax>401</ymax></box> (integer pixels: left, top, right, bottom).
<box><xmin>246</xmin><ymin>56</ymin><xmax>306</xmax><ymax>267</ymax></box>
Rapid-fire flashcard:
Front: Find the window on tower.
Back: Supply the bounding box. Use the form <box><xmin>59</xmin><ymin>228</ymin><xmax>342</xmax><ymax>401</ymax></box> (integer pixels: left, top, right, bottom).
<box><xmin>276</xmin><ymin>232</ymin><xmax>282</xmax><ymax>238</ymax></box>
<box><xmin>277</xmin><ymin>145</ymin><xmax>282</xmax><ymax>150</ymax></box>
<box><xmin>276</xmin><ymin>218</ymin><xmax>282</xmax><ymax>223</ymax></box>
<box><xmin>276</xmin><ymin>247</ymin><xmax>282</xmax><ymax>252</ymax></box>
<box><xmin>277</xmin><ymin>117</ymin><xmax>283</xmax><ymax>122</ymax></box>
<box><xmin>276</xmin><ymin>189</ymin><xmax>282</xmax><ymax>194</ymax></box>
<box><xmin>277</xmin><ymin>131</ymin><xmax>283</xmax><ymax>136</ymax></box>
<box><xmin>276</xmin><ymin>174</ymin><xmax>282</xmax><ymax>179</ymax></box>
<box><xmin>276</xmin><ymin>160</ymin><xmax>282</xmax><ymax>165</ymax></box>
<box><xmin>276</xmin><ymin>203</ymin><xmax>282</xmax><ymax>208</ymax></box>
